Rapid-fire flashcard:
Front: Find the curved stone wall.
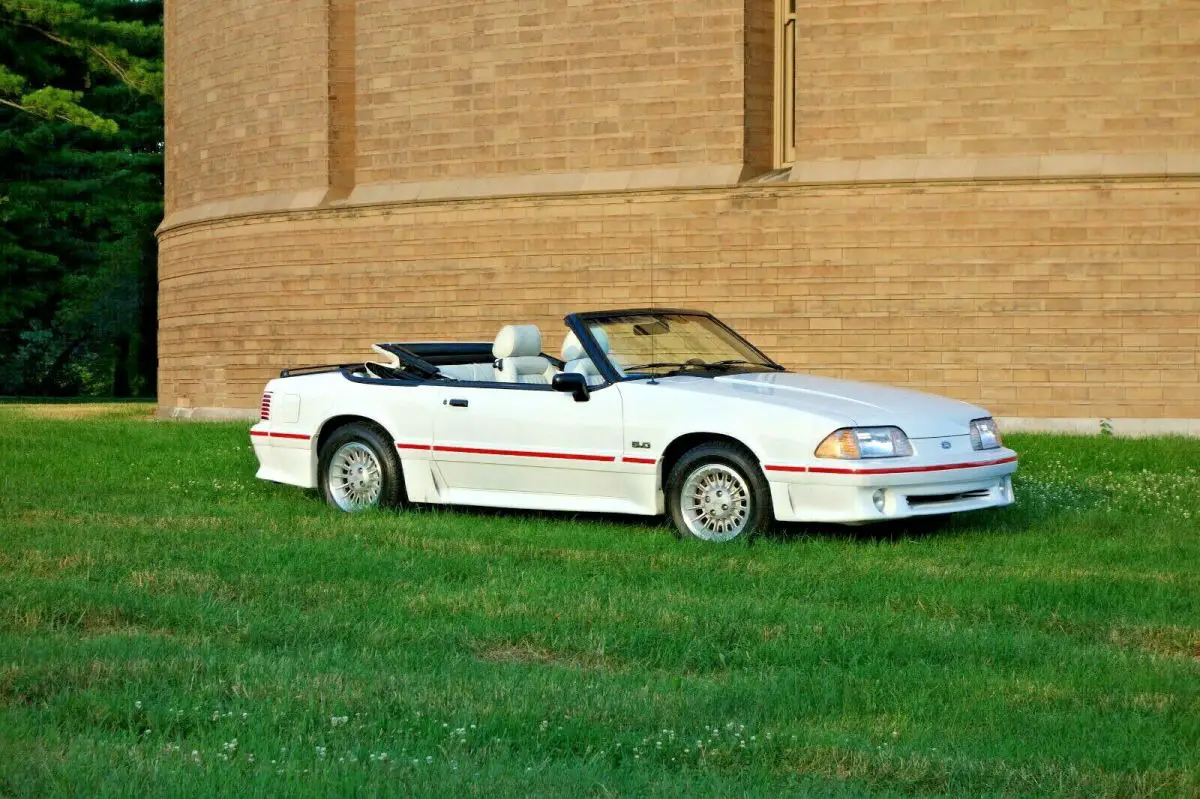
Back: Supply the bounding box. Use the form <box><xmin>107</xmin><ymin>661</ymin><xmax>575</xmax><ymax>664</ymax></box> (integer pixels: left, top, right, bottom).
<box><xmin>158</xmin><ymin>180</ymin><xmax>1200</xmax><ymax>423</ymax></box>
<box><xmin>160</xmin><ymin>0</ymin><xmax>1200</xmax><ymax>426</ymax></box>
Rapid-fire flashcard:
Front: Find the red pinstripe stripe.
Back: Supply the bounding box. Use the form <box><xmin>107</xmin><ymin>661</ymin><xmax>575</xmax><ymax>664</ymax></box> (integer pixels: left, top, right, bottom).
<box><xmin>622</xmin><ymin>456</ymin><xmax>657</xmax><ymax>465</ymax></box>
<box><xmin>765</xmin><ymin>455</ymin><xmax>1017</xmax><ymax>476</ymax></box>
<box><xmin>395</xmin><ymin>442</ymin><xmax>432</xmax><ymax>451</ymax></box>
<box><xmin>249</xmin><ymin>431</ymin><xmax>312</xmax><ymax>441</ymax></box>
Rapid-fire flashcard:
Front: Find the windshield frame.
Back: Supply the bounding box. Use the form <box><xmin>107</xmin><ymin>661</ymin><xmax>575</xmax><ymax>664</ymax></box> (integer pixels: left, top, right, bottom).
<box><xmin>563</xmin><ymin>308</ymin><xmax>785</xmax><ymax>384</ymax></box>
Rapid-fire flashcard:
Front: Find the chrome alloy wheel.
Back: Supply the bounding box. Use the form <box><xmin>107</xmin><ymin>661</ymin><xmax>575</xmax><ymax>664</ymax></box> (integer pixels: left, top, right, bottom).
<box><xmin>326</xmin><ymin>441</ymin><xmax>383</xmax><ymax>511</ymax></box>
<box><xmin>679</xmin><ymin>463</ymin><xmax>751</xmax><ymax>541</ymax></box>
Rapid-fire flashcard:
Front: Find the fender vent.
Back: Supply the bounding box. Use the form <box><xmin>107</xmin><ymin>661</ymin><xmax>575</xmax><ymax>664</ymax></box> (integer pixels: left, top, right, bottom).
<box><xmin>260</xmin><ymin>392</ymin><xmax>272</xmax><ymax>420</ymax></box>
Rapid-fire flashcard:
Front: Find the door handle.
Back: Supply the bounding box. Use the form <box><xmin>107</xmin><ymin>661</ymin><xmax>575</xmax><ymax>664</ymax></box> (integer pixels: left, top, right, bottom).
<box><xmin>448</xmin><ymin>398</ymin><xmax>469</xmax><ymax>408</ymax></box>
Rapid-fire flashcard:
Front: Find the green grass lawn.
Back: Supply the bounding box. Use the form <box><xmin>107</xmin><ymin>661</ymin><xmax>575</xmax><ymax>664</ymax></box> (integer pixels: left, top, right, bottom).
<box><xmin>0</xmin><ymin>404</ymin><xmax>1197</xmax><ymax>797</ymax></box>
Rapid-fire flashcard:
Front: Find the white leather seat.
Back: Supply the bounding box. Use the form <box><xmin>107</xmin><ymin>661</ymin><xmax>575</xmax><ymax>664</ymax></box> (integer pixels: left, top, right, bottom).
<box><xmin>493</xmin><ymin>324</ymin><xmax>556</xmax><ymax>384</ymax></box>
<box><xmin>561</xmin><ymin>328</ymin><xmax>613</xmax><ymax>386</ymax></box>
<box><xmin>438</xmin><ymin>362</ymin><xmax>496</xmax><ymax>382</ymax></box>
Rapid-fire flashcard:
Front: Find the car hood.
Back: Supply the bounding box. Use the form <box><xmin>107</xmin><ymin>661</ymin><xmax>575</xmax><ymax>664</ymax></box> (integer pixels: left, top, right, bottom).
<box><xmin>664</xmin><ymin>371</ymin><xmax>989</xmax><ymax>438</ymax></box>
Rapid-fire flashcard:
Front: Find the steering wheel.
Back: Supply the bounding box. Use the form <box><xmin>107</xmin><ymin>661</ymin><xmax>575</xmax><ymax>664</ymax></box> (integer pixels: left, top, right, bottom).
<box><xmin>684</xmin><ymin>358</ymin><xmax>708</xmax><ymax>367</ymax></box>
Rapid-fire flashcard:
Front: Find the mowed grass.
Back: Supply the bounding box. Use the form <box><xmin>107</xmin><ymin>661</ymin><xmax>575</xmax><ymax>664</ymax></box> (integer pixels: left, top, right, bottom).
<box><xmin>0</xmin><ymin>404</ymin><xmax>1197</xmax><ymax>797</ymax></box>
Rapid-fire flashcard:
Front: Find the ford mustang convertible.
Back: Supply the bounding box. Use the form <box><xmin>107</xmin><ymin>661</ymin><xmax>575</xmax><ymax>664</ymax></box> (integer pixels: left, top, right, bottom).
<box><xmin>251</xmin><ymin>308</ymin><xmax>1017</xmax><ymax>541</ymax></box>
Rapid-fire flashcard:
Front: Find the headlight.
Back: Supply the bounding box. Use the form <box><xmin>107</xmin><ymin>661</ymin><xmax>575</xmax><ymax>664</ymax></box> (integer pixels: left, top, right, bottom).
<box><xmin>815</xmin><ymin>427</ymin><xmax>913</xmax><ymax>459</ymax></box>
<box><xmin>970</xmin><ymin>417</ymin><xmax>1002</xmax><ymax>450</ymax></box>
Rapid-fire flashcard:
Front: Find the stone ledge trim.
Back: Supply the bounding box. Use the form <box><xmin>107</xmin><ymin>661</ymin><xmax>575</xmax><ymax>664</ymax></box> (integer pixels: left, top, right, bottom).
<box><xmin>788</xmin><ymin>152</ymin><xmax>1200</xmax><ymax>186</ymax></box>
<box><xmin>156</xmin><ymin>153</ymin><xmax>1200</xmax><ymax>236</ymax></box>
<box><xmin>158</xmin><ymin>405</ymin><xmax>1200</xmax><ymax>437</ymax></box>
<box><xmin>158</xmin><ymin>163</ymin><xmax>753</xmax><ymax>234</ymax></box>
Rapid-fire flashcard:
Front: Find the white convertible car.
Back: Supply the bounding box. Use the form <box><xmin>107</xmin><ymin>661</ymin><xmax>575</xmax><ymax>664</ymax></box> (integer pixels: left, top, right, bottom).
<box><xmin>251</xmin><ymin>308</ymin><xmax>1017</xmax><ymax>541</ymax></box>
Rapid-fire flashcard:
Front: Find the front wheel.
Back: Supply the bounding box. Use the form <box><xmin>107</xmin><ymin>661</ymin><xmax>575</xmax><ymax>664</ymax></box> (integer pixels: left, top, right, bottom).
<box><xmin>665</xmin><ymin>442</ymin><xmax>771</xmax><ymax>542</ymax></box>
<box><xmin>318</xmin><ymin>422</ymin><xmax>405</xmax><ymax>511</ymax></box>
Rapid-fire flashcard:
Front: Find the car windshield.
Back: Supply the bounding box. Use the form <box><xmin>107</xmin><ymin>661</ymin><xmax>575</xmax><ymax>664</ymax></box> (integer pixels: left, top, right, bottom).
<box><xmin>585</xmin><ymin>312</ymin><xmax>779</xmax><ymax>379</ymax></box>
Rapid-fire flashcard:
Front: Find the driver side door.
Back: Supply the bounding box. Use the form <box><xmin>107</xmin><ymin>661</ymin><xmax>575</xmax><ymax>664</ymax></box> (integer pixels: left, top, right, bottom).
<box><xmin>430</xmin><ymin>382</ymin><xmax>635</xmax><ymax>513</ymax></box>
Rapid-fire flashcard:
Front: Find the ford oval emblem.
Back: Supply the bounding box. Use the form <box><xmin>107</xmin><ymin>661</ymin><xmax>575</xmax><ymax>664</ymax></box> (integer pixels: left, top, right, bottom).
<box><xmin>940</xmin><ymin>440</ymin><xmax>952</xmax><ymax>450</ymax></box>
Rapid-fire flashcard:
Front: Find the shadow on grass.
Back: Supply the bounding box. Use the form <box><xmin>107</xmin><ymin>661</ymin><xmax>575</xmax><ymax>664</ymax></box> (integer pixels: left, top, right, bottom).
<box><xmin>304</xmin><ymin>489</ymin><xmax>1018</xmax><ymax>546</ymax></box>
<box><xmin>771</xmin><ymin>515</ymin><xmax>954</xmax><ymax>543</ymax></box>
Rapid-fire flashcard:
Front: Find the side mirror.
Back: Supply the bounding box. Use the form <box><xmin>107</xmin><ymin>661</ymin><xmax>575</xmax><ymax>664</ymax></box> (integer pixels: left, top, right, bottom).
<box><xmin>552</xmin><ymin>372</ymin><xmax>590</xmax><ymax>402</ymax></box>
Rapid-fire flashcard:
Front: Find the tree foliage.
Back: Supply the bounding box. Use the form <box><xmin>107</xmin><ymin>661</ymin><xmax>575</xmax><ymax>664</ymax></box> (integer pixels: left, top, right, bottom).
<box><xmin>1</xmin><ymin>0</ymin><xmax>162</xmax><ymax>396</ymax></box>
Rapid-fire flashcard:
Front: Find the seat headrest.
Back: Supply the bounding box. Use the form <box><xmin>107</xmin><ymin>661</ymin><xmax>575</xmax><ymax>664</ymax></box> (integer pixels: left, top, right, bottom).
<box><xmin>561</xmin><ymin>328</ymin><xmax>609</xmax><ymax>361</ymax></box>
<box><xmin>493</xmin><ymin>324</ymin><xmax>542</xmax><ymax>359</ymax></box>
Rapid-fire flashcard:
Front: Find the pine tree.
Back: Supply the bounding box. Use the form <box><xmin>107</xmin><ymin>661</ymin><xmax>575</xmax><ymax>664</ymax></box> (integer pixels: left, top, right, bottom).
<box><xmin>1</xmin><ymin>0</ymin><xmax>163</xmax><ymax>396</ymax></box>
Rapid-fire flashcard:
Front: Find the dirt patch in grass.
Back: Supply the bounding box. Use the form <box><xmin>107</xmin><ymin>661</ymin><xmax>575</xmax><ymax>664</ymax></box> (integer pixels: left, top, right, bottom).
<box><xmin>16</xmin><ymin>509</ymin><xmax>227</xmax><ymax>531</ymax></box>
<box><xmin>10</xmin><ymin>403</ymin><xmax>154</xmax><ymax>421</ymax></box>
<box><xmin>476</xmin><ymin>640</ymin><xmax>619</xmax><ymax>672</ymax></box>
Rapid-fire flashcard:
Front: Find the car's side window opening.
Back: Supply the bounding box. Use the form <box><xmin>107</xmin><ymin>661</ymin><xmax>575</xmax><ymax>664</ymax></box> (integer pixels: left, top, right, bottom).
<box><xmin>372</xmin><ymin>326</ymin><xmax>568</xmax><ymax>387</ymax></box>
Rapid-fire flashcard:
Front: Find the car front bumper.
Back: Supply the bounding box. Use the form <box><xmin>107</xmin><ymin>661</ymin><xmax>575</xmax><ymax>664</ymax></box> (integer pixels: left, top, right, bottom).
<box><xmin>766</xmin><ymin>451</ymin><xmax>1018</xmax><ymax>524</ymax></box>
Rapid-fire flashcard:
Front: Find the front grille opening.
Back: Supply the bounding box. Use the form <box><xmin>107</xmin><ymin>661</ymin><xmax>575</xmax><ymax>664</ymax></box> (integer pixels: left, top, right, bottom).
<box><xmin>906</xmin><ymin>488</ymin><xmax>990</xmax><ymax>507</ymax></box>
<box><xmin>260</xmin><ymin>392</ymin><xmax>272</xmax><ymax>420</ymax></box>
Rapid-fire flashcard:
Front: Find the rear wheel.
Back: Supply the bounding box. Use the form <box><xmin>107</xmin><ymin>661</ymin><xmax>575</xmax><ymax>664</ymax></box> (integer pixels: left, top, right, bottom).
<box><xmin>318</xmin><ymin>422</ymin><xmax>404</xmax><ymax>511</ymax></box>
<box><xmin>666</xmin><ymin>442</ymin><xmax>770</xmax><ymax>541</ymax></box>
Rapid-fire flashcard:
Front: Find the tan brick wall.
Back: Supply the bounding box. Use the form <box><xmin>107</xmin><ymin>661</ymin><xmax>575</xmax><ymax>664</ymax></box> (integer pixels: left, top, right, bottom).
<box><xmin>158</xmin><ymin>181</ymin><xmax>1200</xmax><ymax>419</ymax></box>
<box><xmin>160</xmin><ymin>0</ymin><xmax>1200</xmax><ymax>422</ymax></box>
<box><xmin>796</xmin><ymin>0</ymin><xmax>1200</xmax><ymax>162</ymax></box>
<box><xmin>352</xmin><ymin>0</ymin><xmax>751</xmax><ymax>184</ymax></box>
<box><xmin>164</xmin><ymin>0</ymin><xmax>331</xmax><ymax>212</ymax></box>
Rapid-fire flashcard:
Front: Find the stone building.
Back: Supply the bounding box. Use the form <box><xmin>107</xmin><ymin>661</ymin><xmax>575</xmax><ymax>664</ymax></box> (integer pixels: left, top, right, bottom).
<box><xmin>159</xmin><ymin>0</ymin><xmax>1200</xmax><ymax>431</ymax></box>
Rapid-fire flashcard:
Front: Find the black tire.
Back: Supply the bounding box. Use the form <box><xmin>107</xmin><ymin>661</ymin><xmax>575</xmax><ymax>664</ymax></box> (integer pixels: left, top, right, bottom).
<box><xmin>317</xmin><ymin>422</ymin><xmax>405</xmax><ymax>511</ymax></box>
<box><xmin>665</xmin><ymin>442</ymin><xmax>771</xmax><ymax>542</ymax></box>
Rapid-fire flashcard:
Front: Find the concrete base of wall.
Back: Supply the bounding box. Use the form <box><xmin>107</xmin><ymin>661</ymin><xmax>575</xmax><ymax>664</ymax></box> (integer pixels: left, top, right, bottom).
<box><xmin>997</xmin><ymin>417</ymin><xmax>1200</xmax><ymax>437</ymax></box>
<box><xmin>156</xmin><ymin>405</ymin><xmax>1200</xmax><ymax>438</ymax></box>
<box><xmin>157</xmin><ymin>406</ymin><xmax>261</xmax><ymax>422</ymax></box>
